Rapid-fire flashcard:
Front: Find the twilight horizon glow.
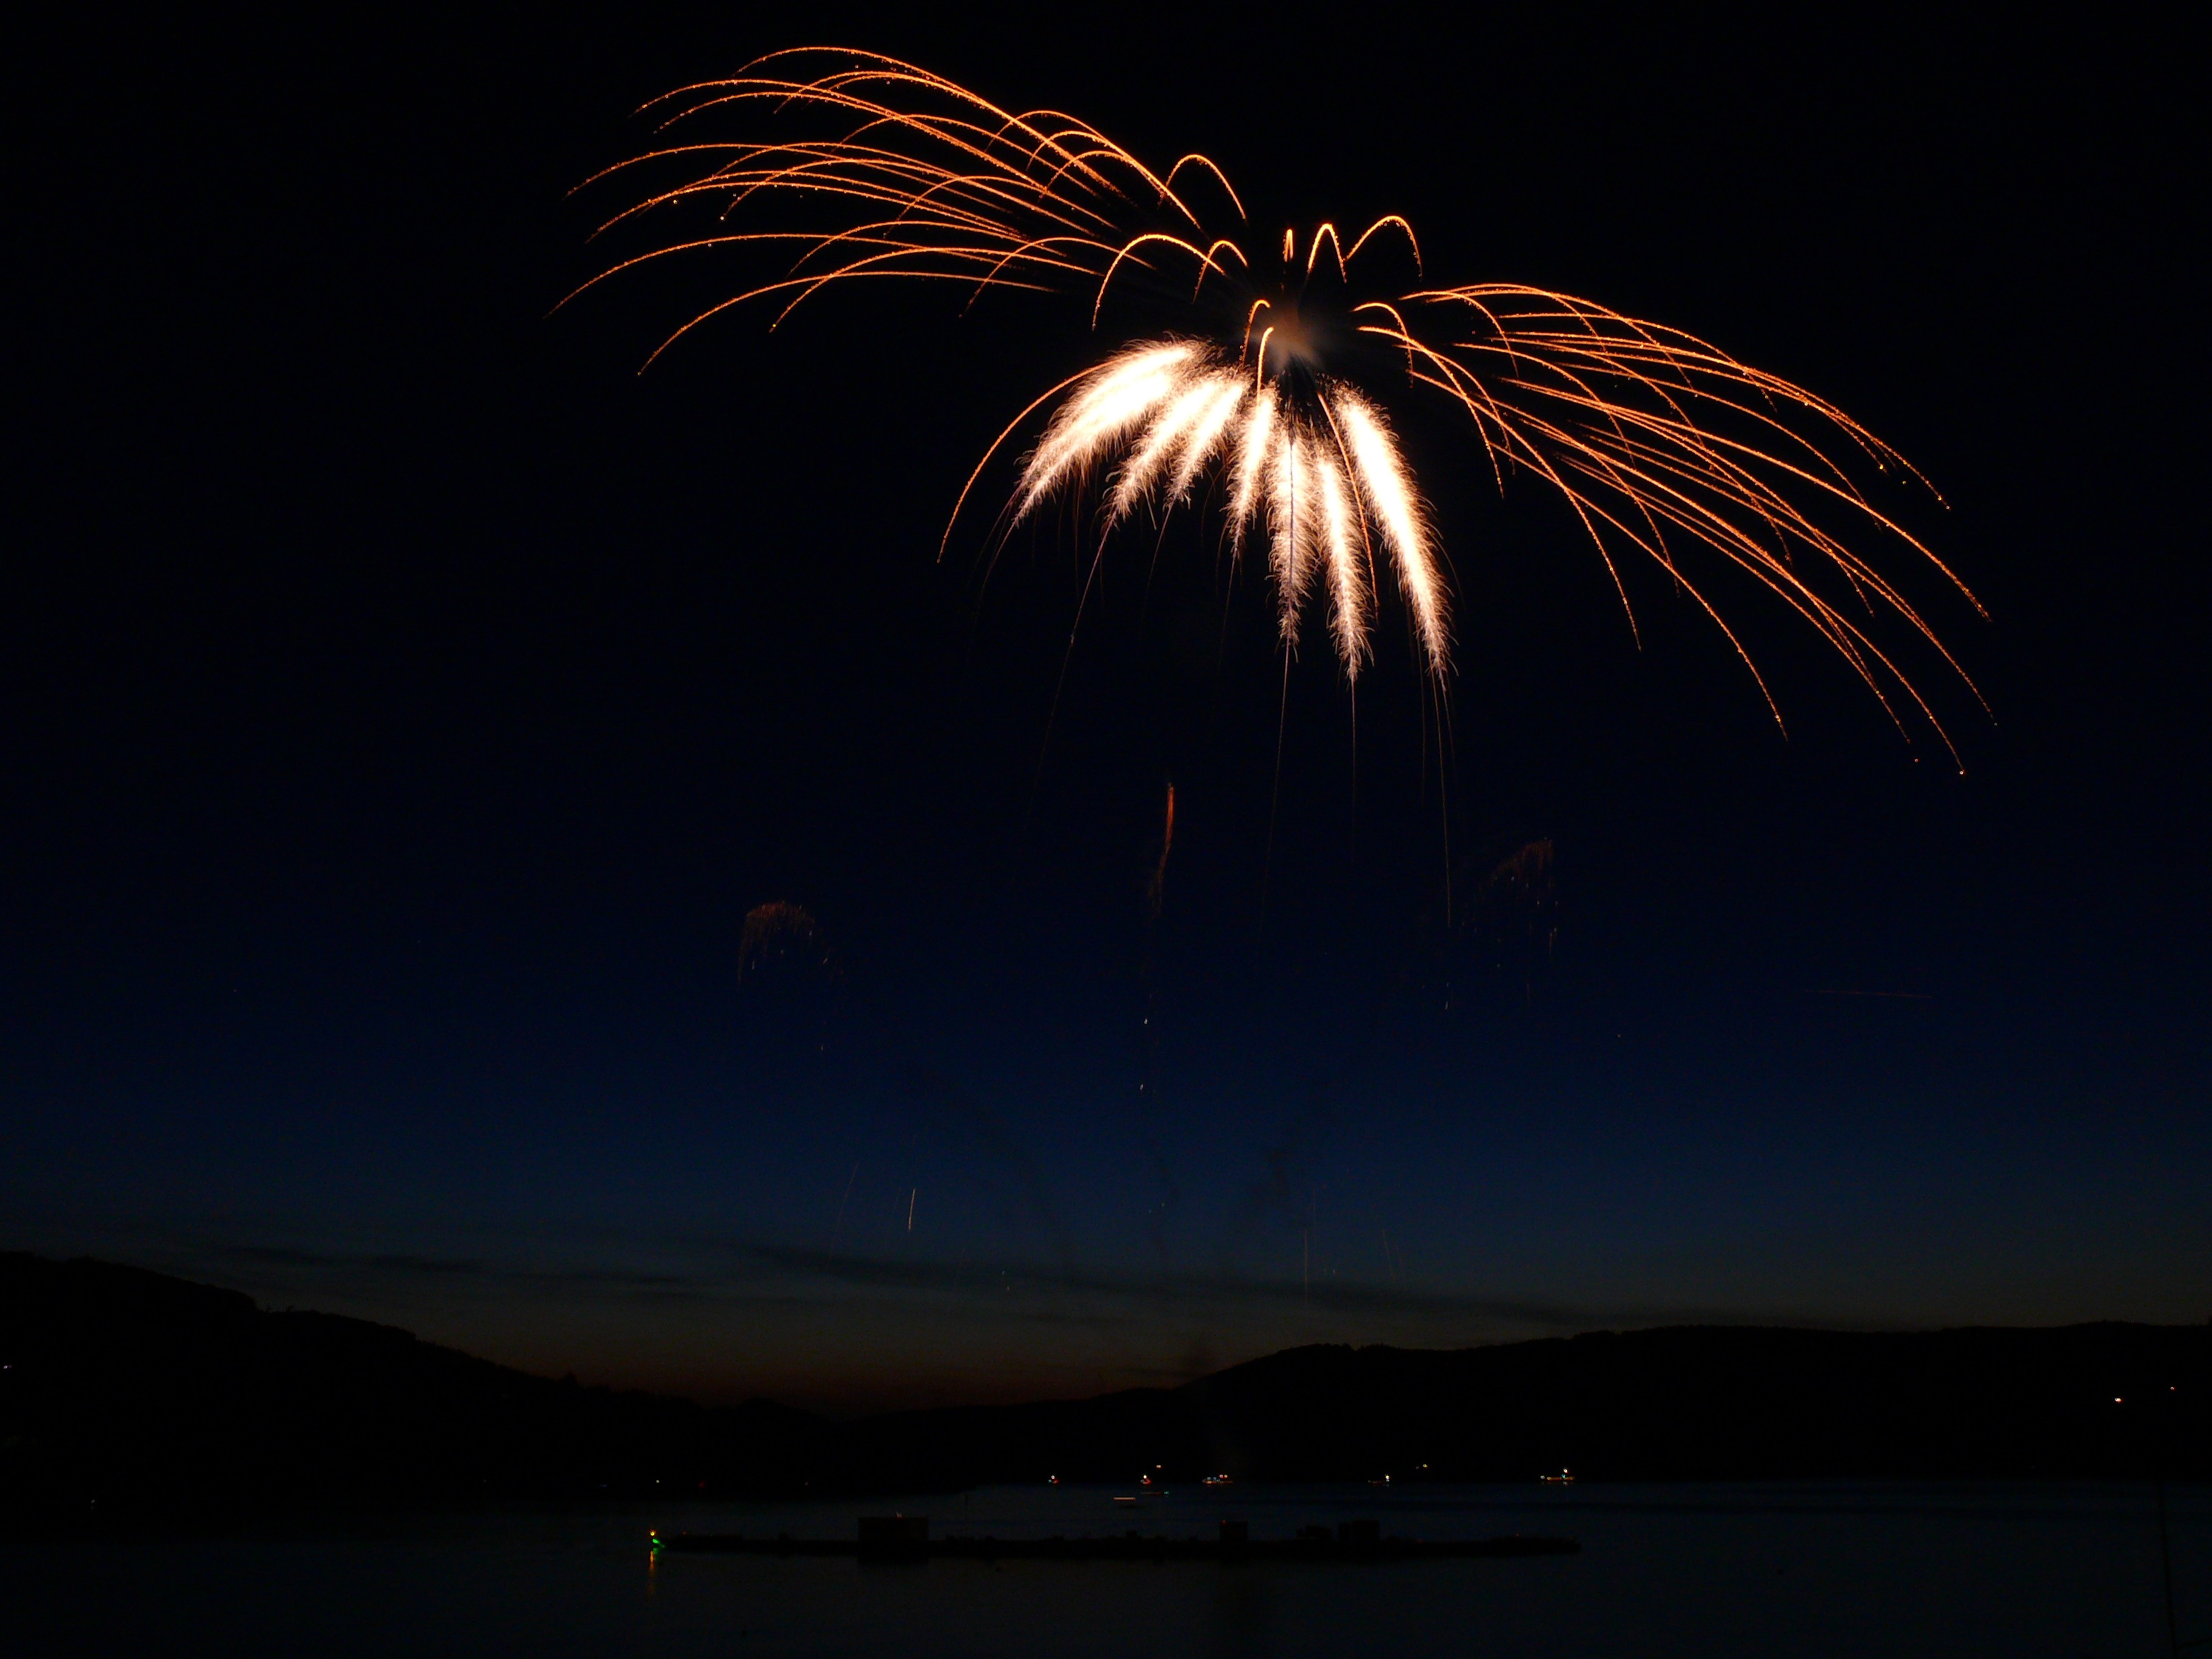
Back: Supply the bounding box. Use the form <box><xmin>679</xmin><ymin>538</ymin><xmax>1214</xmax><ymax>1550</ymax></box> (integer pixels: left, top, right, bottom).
<box><xmin>572</xmin><ymin>48</ymin><xmax>1985</xmax><ymax>756</ymax></box>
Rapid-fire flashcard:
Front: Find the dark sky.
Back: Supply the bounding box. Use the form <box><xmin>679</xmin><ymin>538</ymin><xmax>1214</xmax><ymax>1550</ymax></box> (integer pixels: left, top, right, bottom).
<box><xmin>9</xmin><ymin>5</ymin><xmax>2205</xmax><ymax>1409</ymax></box>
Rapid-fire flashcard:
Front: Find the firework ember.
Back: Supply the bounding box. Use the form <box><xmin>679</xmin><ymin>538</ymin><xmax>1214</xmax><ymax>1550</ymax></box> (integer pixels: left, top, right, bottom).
<box><xmin>571</xmin><ymin>49</ymin><xmax>1983</xmax><ymax>754</ymax></box>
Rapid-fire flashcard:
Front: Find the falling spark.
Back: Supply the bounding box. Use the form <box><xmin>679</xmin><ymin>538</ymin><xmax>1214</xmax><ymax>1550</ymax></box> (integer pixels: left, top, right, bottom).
<box><xmin>830</xmin><ymin>1159</ymin><xmax>859</xmax><ymax>1247</ymax></box>
<box><xmin>574</xmin><ymin>49</ymin><xmax>1983</xmax><ymax>756</ymax></box>
<box><xmin>1147</xmin><ymin>780</ymin><xmax>1176</xmax><ymax>920</ymax></box>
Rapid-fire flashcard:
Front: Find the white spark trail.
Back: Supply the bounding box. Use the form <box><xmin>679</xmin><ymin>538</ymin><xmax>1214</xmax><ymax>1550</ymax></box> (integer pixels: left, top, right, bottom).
<box><xmin>1108</xmin><ymin>374</ymin><xmax>1223</xmax><ymax>523</ymax></box>
<box><xmin>1335</xmin><ymin>389</ymin><xmax>1448</xmax><ymax>675</ymax></box>
<box><xmin>1164</xmin><ymin>377</ymin><xmax>1247</xmax><ymax>503</ymax></box>
<box><xmin>1005</xmin><ymin>352</ymin><xmax>1410</xmax><ymax>682</ymax></box>
<box><xmin>1314</xmin><ymin>444</ymin><xmax>1366</xmax><ymax>679</ymax></box>
<box><xmin>1267</xmin><ymin>430</ymin><xmax>1316</xmax><ymax>643</ymax></box>
<box><xmin>1228</xmin><ymin>385</ymin><xmax>1278</xmax><ymax>544</ymax></box>
<box><xmin>1017</xmin><ymin>342</ymin><xmax>1199</xmax><ymax>516</ymax></box>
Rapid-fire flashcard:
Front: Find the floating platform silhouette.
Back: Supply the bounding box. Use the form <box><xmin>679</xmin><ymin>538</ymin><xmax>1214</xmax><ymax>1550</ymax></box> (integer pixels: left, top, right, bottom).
<box><xmin>651</xmin><ymin>1518</ymin><xmax>1580</xmax><ymax>1563</ymax></box>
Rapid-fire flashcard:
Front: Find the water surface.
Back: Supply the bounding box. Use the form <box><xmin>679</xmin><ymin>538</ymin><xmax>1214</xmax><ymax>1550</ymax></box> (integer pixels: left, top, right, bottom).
<box><xmin>11</xmin><ymin>1481</ymin><xmax>2205</xmax><ymax>1656</ymax></box>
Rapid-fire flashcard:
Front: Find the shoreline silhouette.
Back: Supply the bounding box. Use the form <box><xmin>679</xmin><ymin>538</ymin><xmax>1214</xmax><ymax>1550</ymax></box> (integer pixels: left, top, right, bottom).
<box><xmin>4</xmin><ymin>1251</ymin><xmax>2202</xmax><ymax>1512</ymax></box>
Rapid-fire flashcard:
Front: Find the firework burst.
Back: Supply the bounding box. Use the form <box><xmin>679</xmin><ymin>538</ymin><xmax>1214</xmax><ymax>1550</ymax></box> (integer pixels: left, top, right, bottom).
<box><xmin>569</xmin><ymin>48</ymin><xmax>1983</xmax><ymax>756</ymax></box>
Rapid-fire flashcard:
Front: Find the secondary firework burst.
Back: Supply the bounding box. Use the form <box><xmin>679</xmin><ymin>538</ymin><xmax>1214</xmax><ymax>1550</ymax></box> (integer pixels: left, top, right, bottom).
<box><xmin>569</xmin><ymin>49</ymin><xmax>1984</xmax><ymax>754</ymax></box>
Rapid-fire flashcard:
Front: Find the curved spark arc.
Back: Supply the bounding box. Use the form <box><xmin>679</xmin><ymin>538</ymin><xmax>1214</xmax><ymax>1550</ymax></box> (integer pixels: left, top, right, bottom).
<box><xmin>579</xmin><ymin>49</ymin><xmax>1981</xmax><ymax>756</ymax></box>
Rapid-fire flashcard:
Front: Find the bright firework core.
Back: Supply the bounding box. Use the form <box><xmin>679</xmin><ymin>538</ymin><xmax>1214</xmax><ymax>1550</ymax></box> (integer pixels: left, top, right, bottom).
<box><xmin>1247</xmin><ymin>296</ymin><xmax>1327</xmax><ymax>367</ymax></box>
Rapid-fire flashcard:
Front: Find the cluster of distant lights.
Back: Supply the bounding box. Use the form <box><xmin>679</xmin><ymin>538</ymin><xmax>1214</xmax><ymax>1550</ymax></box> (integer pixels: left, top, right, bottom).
<box><xmin>642</xmin><ymin>1390</ymin><xmax>2180</xmax><ymax>1561</ymax></box>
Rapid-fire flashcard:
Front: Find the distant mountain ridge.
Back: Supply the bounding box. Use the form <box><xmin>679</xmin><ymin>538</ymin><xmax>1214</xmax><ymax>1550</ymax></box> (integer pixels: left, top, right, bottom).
<box><xmin>3</xmin><ymin>1252</ymin><xmax>2203</xmax><ymax>1508</ymax></box>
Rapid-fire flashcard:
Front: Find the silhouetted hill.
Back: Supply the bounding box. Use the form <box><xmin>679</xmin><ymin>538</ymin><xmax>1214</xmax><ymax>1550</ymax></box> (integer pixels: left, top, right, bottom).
<box><xmin>877</xmin><ymin>1326</ymin><xmax>2207</xmax><ymax>1486</ymax></box>
<box><xmin>4</xmin><ymin>1252</ymin><xmax>2204</xmax><ymax>1509</ymax></box>
<box><xmin>0</xmin><ymin>1253</ymin><xmax>833</xmax><ymax>1506</ymax></box>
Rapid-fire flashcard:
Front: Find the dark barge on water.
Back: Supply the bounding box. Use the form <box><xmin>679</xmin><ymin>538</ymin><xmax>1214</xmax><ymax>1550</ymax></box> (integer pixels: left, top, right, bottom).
<box><xmin>652</xmin><ymin>1517</ymin><xmax>1578</xmax><ymax>1563</ymax></box>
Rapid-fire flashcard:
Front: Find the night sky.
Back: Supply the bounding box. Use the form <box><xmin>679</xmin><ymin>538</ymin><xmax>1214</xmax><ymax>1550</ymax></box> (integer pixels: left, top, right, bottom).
<box><xmin>10</xmin><ymin>7</ymin><xmax>2205</xmax><ymax>1411</ymax></box>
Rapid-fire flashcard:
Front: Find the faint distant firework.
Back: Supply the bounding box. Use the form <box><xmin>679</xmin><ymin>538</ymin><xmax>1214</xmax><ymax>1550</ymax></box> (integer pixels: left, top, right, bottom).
<box><xmin>569</xmin><ymin>49</ymin><xmax>1984</xmax><ymax>759</ymax></box>
<box><xmin>739</xmin><ymin>900</ymin><xmax>832</xmax><ymax>984</ymax></box>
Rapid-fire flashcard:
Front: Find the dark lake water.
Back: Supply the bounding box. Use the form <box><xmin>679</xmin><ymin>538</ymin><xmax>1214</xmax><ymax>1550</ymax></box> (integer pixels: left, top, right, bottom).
<box><xmin>10</xmin><ymin>1481</ymin><xmax>2206</xmax><ymax>1656</ymax></box>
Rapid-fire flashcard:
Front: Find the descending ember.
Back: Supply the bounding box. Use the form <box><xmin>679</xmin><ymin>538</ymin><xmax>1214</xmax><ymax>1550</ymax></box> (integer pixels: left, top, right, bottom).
<box><xmin>574</xmin><ymin>48</ymin><xmax>1982</xmax><ymax>752</ymax></box>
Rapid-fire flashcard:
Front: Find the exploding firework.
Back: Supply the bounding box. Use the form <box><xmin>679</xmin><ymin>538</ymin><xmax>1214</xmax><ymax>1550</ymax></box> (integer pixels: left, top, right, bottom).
<box><xmin>569</xmin><ymin>49</ymin><xmax>1983</xmax><ymax>756</ymax></box>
